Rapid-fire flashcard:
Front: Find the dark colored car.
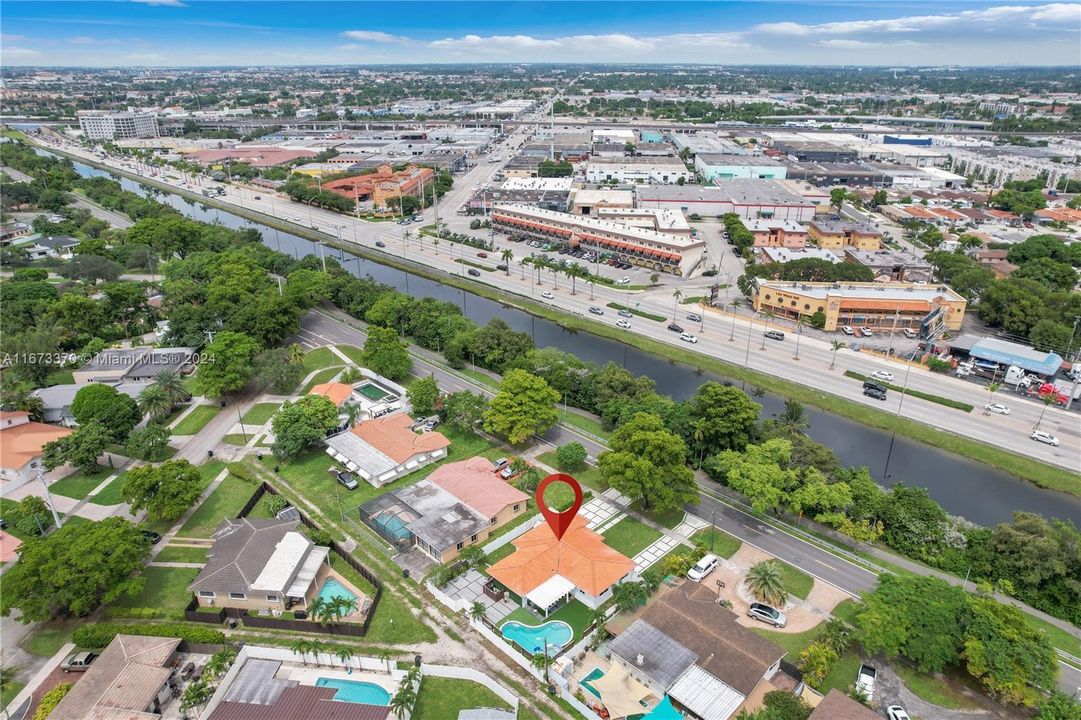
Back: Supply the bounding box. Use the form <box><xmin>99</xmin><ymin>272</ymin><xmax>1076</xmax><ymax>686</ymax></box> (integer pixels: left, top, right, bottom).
<box><xmin>335</xmin><ymin>470</ymin><xmax>359</xmax><ymax>490</ymax></box>
<box><xmin>495</xmin><ymin>263</ymin><xmax>508</xmax><ymax>271</ymax></box>
<box><xmin>864</xmin><ymin>386</ymin><xmax>887</xmax><ymax>401</ymax></box>
<box><xmin>467</xmin><ymin>268</ymin><xmax>481</xmax><ymax>277</ymax></box>
<box><xmin>141</xmin><ymin>530</ymin><xmax>162</xmax><ymax>544</ymax></box>
<box><xmin>375</xmin><ymin>241</ymin><xmax>386</xmax><ymax>248</ymax></box>
<box><xmin>668</xmin><ymin>323</ymin><xmax>684</xmax><ymax>333</ymax></box>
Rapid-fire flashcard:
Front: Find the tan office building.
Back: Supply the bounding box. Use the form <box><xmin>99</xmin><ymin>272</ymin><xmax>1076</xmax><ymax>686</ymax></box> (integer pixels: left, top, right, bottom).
<box><xmin>808</xmin><ymin>219</ymin><xmax>883</xmax><ymax>251</ymax></box>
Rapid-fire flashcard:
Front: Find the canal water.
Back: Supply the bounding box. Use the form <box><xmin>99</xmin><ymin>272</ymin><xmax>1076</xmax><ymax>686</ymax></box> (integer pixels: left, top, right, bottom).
<box><xmin>62</xmin><ymin>157</ymin><xmax>1081</xmax><ymax>526</ymax></box>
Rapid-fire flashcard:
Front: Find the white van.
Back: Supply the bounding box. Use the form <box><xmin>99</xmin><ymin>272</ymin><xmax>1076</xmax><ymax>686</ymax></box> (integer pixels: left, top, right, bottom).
<box><xmin>687</xmin><ymin>554</ymin><xmax>719</xmax><ymax>582</ymax></box>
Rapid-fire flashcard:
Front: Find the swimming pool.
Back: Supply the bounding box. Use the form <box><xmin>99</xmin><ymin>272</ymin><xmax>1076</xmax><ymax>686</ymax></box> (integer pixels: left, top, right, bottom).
<box><xmin>580</xmin><ymin>667</ymin><xmax>604</xmax><ymax>698</ymax></box>
<box><xmin>315</xmin><ymin>677</ymin><xmax>391</xmax><ymax>705</ymax></box>
<box><xmin>500</xmin><ymin>619</ymin><xmax>573</xmax><ymax>656</ymax></box>
<box><xmin>373</xmin><ymin>513</ymin><xmax>413</xmax><ymax>541</ymax></box>
<box><xmin>356</xmin><ymin>382</ymin><xmax>390</xmax><ymax>401</ymax></box>
<box><xmin>316</xmin><ymin>577</ymin><xmax>358</xmax><ymax>607</ymax></box>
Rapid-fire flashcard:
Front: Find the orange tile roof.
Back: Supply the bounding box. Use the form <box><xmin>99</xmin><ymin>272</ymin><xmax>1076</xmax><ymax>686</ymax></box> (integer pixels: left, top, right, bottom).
<box><xmin>0</xmin><ymin>531</ymin><xmax>22</xmax><ymax>563</ymax></box>
<box><xmin>308</xmin><ymin>382</ymin><xmax>353</xmax><ymax>407</ymax></box>
<box><xmin>349</xmin><ymin>414</ymin><xmax>450</xmax><ymax>464</ymax></box>
<box><xmin>429</xmin><ymin>457</ymin><xmax>529</xmax><ymax>518</ymax></box>
<box><xmin>487</xmin><ymin>515</ymin><xmax>635</xmax><ymax>597</ymax></box>
<box><xmin>0</xmin><ymin>419</ymin><xmax>71</xmax><ymax>471</ymax></box>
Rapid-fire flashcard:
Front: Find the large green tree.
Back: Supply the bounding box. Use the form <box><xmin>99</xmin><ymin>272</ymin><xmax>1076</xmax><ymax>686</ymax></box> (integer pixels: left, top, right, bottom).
<box><xmin>598</xmin><ymin>412</ymin><xmax>697</xmax><ymax>513</ymax></box>
<box><xmin>406</xmin><ymin>375</ymin><xmax>440</xmax><ymax>416</ymax></box>
<box><xmin>706</xmin><ymin>439</ymin><xmax>798</xmax><ymax>514</ymax></box>
<box><xmin>253</xmin><ymin>347</ymin><xmax>304</xmax><ymax>394</ymax></box>
<box><xmin>0</xmin><ymin>517</ymin><xmax>149</xmax><ymax>621</ymax></box>
<box><xmin>271</xmin><ymin>394</ymin><xmax>341</xmax><ymax>461</ymax></box>
<box><xmin>71</xmin><ymin>384</ymin><xmax>141</xmax><ymax>441</ymax></box>
<box><xmin>687</xmin><ymin>382</ymin><xmax>760</xmax><ymax>456</ymax></box>
<box><xmin>439</xmin><ymin>390</ymin><xmax>488</xmax><ymax>431</ymax></box>
<box><xmin>196</xmin><ymin>331</ymin><xmax>260</xmax><ymax>397</ymax></box>
<box><xmin>41</xmin><ymin>421</ymin><xmax>110</xmax><ymax>474</ymax></box>
<box><xmin>363</xmin><ymin>326</ymin><xmax>412</xmax><ymax>381</ymax></box>
<box><xmin>483</xmin><ymin>369</ymin><xmax>560</xmax><ymax>444</ymax></box>
<box><xmin>962</xmin><ymin>596</ymin><xmax>1057</xmax><ymax>706</ymax></box>
<box><xmin>121</xmin><ymin>460</ymin><xmax>203</xmax><ymax>521</ymax></box>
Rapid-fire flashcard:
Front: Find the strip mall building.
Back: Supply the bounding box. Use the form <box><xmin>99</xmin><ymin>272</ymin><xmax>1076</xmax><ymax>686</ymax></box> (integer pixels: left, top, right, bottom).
<box><xmin>491</xmin><ymin>203</ymin><xmax>706</xmax><ymax>277</ymax></box>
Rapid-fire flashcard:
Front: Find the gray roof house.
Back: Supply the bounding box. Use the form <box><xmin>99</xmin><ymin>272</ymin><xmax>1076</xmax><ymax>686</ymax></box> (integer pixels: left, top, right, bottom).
<box><xmin>33</xmin><ymin>382</ymin><xmax>149</xmax><ymax>425</ymax></box>
<box><xmin>188</xmin><ymin>518</ymin><xmax>330</xmax><ymax>613</ymax></box>
<box><xmin>73</xmin><ymin>346</ymin><xmax>195</xmax><ymax>385</ymax></box>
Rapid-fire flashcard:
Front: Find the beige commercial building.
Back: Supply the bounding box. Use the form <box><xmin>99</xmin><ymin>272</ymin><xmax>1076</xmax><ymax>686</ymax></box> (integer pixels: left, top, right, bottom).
<box><xmin>808</xmin><ymin>219</ymin><xmax>883</xmax><ymax>251</ymax></box>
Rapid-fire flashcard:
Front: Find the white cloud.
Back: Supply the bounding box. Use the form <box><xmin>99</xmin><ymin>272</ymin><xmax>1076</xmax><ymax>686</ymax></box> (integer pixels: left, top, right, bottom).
<box><xmin>2</xmin><ymin>46</ymin><xmax>43</xmax><ymax>58</ymax></box>
<box><xmin>815</xmin><ymin>38</ymin><xmax>926</xmax><ymax>49</ymax></box>
<box><xmin>341</xmin><ymin>30</ymin><xmax>411</xmax><ymax>44</ymax></box>
<box><xmin>1</xmin><ymin>33</ymin><xmax>28</xmax><ymax>42</ymax></box>
<box><xmin>755</xmin><ymin>3</ymin><xmax>1081</xmax><ymax>36</ymax></box>
<box><xmin>430</xmin><ymin>34</ymin><xmax>561</xmax><ymax>50</ymax></box>
<box><xmin>427</xmin><ymin>30</ymin><xmax>749</xmax><ymax>58</ymax></box>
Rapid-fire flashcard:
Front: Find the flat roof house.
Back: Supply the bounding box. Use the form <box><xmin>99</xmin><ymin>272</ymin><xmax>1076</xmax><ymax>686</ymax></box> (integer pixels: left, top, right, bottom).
<box><xmin>584</xmin><ymin>156</ymin><xmax>693</xmax><ymax>185</ymax></box>
<box><xmin>487</xmin><ymin>515</ymin><xmax>635</xmax><ymax>613</ymax></box>
<box><xmin>324</xmin><ymin>414</ymin><xmax>449</xmax><ymax>488</ymax></box>
<box><xmin>360</xmin><ymin>456</ymin><xmax>528</xmax><ymax>563</ymax></box>
<box><xmin>50</xmin><ymin>634</ymin><xmax>181</xmax><ymax>720</ymax></box>
<box><xmin>0</xmin><ymin>411</ymin><xmax>72</xmax><ymax>491</ymax></box>
<box><xmin>807</xmin><ymin>219</ymin><xmax>883</xmax><ymax>251</ymax></box>
<box><xmin>72</xmin><ymin>346</ymin><xmax>195</xmax><ymax>385</ymax></box>
<box><xmin>189</xmin><ymin>518</ymin><xmax>332</xmax><ymax>614</ymax></box>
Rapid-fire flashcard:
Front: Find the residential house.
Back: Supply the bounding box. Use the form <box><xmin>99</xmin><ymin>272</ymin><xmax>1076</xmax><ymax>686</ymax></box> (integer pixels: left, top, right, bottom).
<box><xmin>324</xmin><ymin>414</ymin><xmax>449</xmax><ymax>488</ymax></box>
<box><xmin>72</xmin><ymin>346</ymin><xmax>195</xmax><ymax>385</ymax></box>
<box><xmin>188</xmin><ymin>518</ymin><xmax>331</xmax><ymax>614</ymax></box>
<box><xmin>0</xmin><ymin>223</ymin><xmax>32</xmax><ymax>244</ymax></box>
<box><xmin>487</xmin><ymin>515</ymin><xmax>636</xmax><ymax>613</ymax></box>
<box><xmin>971</xmin><ymin>249</ymin><xmax>1019</xmax><ymax>278</ymax></box>
<box><xmin>0</xmin><ymin>411</ymin><xmax>72</xmax><ymax>491</ymax></box>
<box><xmin>34</xmin><ymin>235</ymin><xmax>80</xmax><ymax>258</ymax></box>
<box><xmin>606</xmin><ymin>584</ymin><xmax>787</xmax><ymax>720</ymax></box>
<box><xmin>49</xmin><ymin>634</ymin><xmax>181</xmax><ymax>720</ymax></box>
<box><xmin>33</xmin><ymin>382</ymin><xmax>149</xmax><ymax>426</ymax></box>
<box><xmin>807</xmin><ymin>219</ymin><xmax>883</xmax><ymax>251</ymax></box>
<box><xmin>807</xmin><ymin>689</ymin><xmax>879</xmax><ymax>720</ymax></box>
<box><xmin>360</xmin><ymin>457</ymin><xmax>528</xmax><ymax>563</ymax></box>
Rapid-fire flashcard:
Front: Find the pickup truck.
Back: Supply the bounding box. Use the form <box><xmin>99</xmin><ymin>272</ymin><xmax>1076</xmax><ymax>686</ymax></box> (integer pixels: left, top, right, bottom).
<box><xmin>61</xmin><ymin>651</ymin><xmax>98</xmax><ymax>673</ymax></box>
<box><xmin>855</xmin><ymin>664</ymin><xmax>877</xmax><ymax>700</ymax></box>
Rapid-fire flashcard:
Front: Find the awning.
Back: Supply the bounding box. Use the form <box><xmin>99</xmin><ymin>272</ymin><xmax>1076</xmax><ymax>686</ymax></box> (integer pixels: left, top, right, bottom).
<box><xmin>593</xmin><ymin>663</ymin><xmax>654</xmax><ymax>719</ymax></box>
<box><xmin>525</xmin><ymin>574</ymin><xmax>576</xmax><ymax>611</ymax></box>
<box><xmin>668</xmin><ymin>665</ymin><xmax>745</xmax><ymax>720</ymax></box>
<box><xmin>285</xmin><ymin>546</ymin><xmax>330</xmax><ymax>598</ymax></box>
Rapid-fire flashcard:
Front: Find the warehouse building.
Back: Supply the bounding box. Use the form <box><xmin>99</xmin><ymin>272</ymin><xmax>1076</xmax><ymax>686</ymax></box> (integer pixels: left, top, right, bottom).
<box><xmin>695</xmin><ymin>154</ymin><xmax>787</xmax><ymax>181</ymax></box>
<box><xmin>637</xmin><ymin>180</ymin><xmax>816</xmax><ymax>222</ymax></box>
<box><xmin>585</xmin><ymin>156</ymin><xmax>693</xmax><ymax>185</ymax></box>
<box><xmin>782</xmin><ymin>161</ymin><xmax>892</xmax><ymax>187</ymax></box>
<box><xmin>753</xmin><ymin>280</ymin><xmax>966</xmax><ymax>334</ymax></box>
<box><xmin>568</xmin><ymin>188</ymin><xmax>635</xmax><ymax>215</ymax></box>
<box><xmin>773</xmin><ymin>141</ymin><xmax>858</xmax><ymax>163</ymax></box>
<box><xmin>491</xmin><ymin>203</ymin><xmax>705</xmax><ymax>277</ymax></box>
<box><xmin>670</xmin><ymin>132</ymin><xmax>750</xmax><ymax>158</ymax></box>
<box><xmin>596</xmin><ymin>208</ymin><xmax>692</xmax><ymax>236</ymax></box>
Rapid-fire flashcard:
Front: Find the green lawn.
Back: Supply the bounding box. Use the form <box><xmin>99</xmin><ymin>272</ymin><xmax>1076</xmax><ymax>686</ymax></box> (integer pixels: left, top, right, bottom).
<box><xmin>606</xmin><ymin>302</ymin><xmax>666</xmax><ymax>323</ymax></box>
<box><xmin>49</xmin><ymin>466</ymin><xmax>110</xmax><ymax>500</ymax></box>
<box><xmin>21</xmin><ymin>620</ymin><xmax>78</xmax><ymax>657</ymax></box>
<box><xmin>178</xmin><ymin>474</ymin><xmax>259</xmax><ymax>538</ymax></box>
<box><xmin>548</xmin><ymin>599</ymin><xmax>594</xmax><ymax>644</ymax></box>
<box><xmin>109</xmin><ymin>566</ymin><xmax>200</xmax><ymax>620</ymax></box>
<box><xmin>751</xmin><ymin>624</ymin><xmax>862</xmax><ymax>695</ymax></box>
<box><xmin>535</xmin><ymin>452</ymin><xmax>607</xmax><ymax>491</ymax></box>
<box><xmin>335</xmin><ymin>344</ymin><xmax>366</xmax><ymax>366</ymax></box>
<box><xmin>602</xmin><ymin>518</ymin><xmax>662</xmax><ymax>558</ymax></box>
<box><xmin>154</xmin><ymin>545</ymin><xmax>208</xmax><ymax>564</ymax></box>
<box><xmin>91</xmin><ymin>471</ymin><xmax>129</xmax><ymax>506</ymax></box>
<box><xmin>411</xmin><ymin>676</ymin><xmax>511</xmax><ymax>720</ymax></box>
<box><xmin>222</xmin><ymin>433</ymin><xmax>252</xmax><ymax>446</ymax></box>
<box><xmin>171</xmin><ymin>405</ymin><xmax>221</xmax><ymax>435</ymax></box>
<box><xmin>301</xmin><ymin>346</ymin><xmax>339</xmax><ymax>374</ymax></box>
<box><xmin>1</xmin><ymin>680</ymin><xmax>25</xmax><ymax>711</ymax></box>
<box><xmin>485</xmin><ymin>542</ymin><xmax>517</xmax><ymax>565</ymax></box>
<box><xmin>556</xmin><ymin>409</ymin><xmax>610</xmax><ymax>439</ymax></box>
<box><xmin>689</xmin><ymin>528</ymin><xmax>743</xmax><ymax>559</ymax></box>
<box><xmin>893</xmin><ymin>663</ymin><xmax>984</xmax><ymax>710</ymax></box>
<box><xmin>831</xmin><ymin>599</ymin><xmax>860</xmax><ymax>626</ymax></box>
<box><xmin>632</xmin><ymin>501</ymin><xmax>683</xmax><ymax>529</ymax></box>
<box><xmin>820</xmin><ymin>650</ymin><xmax>863</xmax><ymax>695</ymax></box>
<box><xmin>775</xmin><ymin>561</ymin><xmax>815</xmax><ymax>600</ymax></box>
<box><xmin>300</xmin><ymin>366</ymin><xmax>343</xmax><ymax>394</ymax></box>
<box><xmin>242</xmin><ymin>403</ymin><xmax>281</xmax><ymax>425</ymax></box>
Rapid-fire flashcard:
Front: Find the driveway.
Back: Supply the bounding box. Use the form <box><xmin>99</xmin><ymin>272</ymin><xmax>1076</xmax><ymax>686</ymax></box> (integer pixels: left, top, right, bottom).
<box><xmin>874</xmin><ymin>660</ymin><xmax>1027</xmax><ymax>720</ymax></box>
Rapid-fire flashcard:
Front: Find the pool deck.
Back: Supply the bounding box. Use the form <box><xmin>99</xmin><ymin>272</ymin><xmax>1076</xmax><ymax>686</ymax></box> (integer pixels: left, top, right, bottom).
<box><xmin>319</xmin><ymin>568</ymin><xmax>371</xmax><ymax>623</ymax></box>
<box><xmin>278</xmin><ymin>665</ymin><xmax>401</xmax><ymax>696</ymax></box>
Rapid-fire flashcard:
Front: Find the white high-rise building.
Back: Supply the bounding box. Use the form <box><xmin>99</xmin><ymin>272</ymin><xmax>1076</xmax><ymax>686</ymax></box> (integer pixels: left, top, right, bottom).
<box><xmin>77</xmin><ymin>111</ymin><xmax>160</xmax><ymax>140</ymax></box>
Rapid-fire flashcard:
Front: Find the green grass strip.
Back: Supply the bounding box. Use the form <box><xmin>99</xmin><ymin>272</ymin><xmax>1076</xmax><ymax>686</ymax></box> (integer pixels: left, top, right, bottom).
<box><xmin>844</xmin><ymin>370</ymin><xmax>974</xmax><ymax>412</ymax></box>
<box><xmin>606</xmin><ymin>302</ymin><xmax>666</xmax><ymax>323</ymax></box>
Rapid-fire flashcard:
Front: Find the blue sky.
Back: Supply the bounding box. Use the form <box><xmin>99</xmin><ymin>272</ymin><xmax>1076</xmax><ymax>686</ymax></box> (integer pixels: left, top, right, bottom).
<box><xmin>2</xmin><ymin>1</ymin><xmax>1079</xmax><ymax>66</ymax></box>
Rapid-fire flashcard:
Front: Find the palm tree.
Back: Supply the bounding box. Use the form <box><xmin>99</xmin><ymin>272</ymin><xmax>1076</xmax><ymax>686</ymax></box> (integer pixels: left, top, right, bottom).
<box><xmin>531</xmin><ymin>652</ymin><xmax>553</xmax><ymax>683</ymax></box>
<box><xmin>829</xmin><ymin>340</ymin><xmax>846</xmax><ymax>370</ymax></box>
<box><xmin>153</xmin><ymin>369</ymin><xmax>191</xmax><ymax>405</ymax></box>
<box><xmin>469</xmin><ymin>601</ymin><xmax>486</xmax><ymax>622</ymax></box>
<box><xmin>760</xmin><ymin>311</ymin><xmax>775</xmax><ymax>350</ymax></box>
<box><xmin>984</xmin><ymin>381</ymin><xmax>1001</xmax><ymax>415</ymax></box>
<box><xmin>334</xmin><ymin>646</ymin><xmax>355</xmax><ymax>672</ymax></box>
<box><xmin>1033</xmin><ymin>393</ymin><xmax>1056</xmax><ymax>431</ymax></box>
<box><xmin>519</xmin><ymin>257</ymin><xmax>528</xmax><ymax>281</ymax></box>
<box><xmin>549</xmin><ymin>262</ymin><xmax>559</xmax><ymax>289</ymax></box>
<box><xmin>612</xmin><ymin>580</ymin><xmax>647</xmax><ymax>613</ymax></box>
<box><xmin>288</xmin><ymin>343</ymin><xmax>305</xmax><ymax>366</ymax></box>
<box><xmin>389</xmin><ymin>683</ymin><xmax>416</xmax><ymax>720</ymax></box>
<box><xmin>378</xmin><ymin>649</ymin><xmax>392</xmax><ymax>673</ymax></box>
<box><xmin>403</xmin><ymin>228</ymin><xmax>413</xmax><ymax>246</ymax></box>
<box><xmin>309</xmin><ymin>596</ymin><xmax>329</xmax><ymax>626</ymax></box>
<box><xmin>433</xmin><ymin>237</ymin><xmax>440</xmax><ymax>255</ymax></box>
<box><xmin>729</xmin><ymin>299</ymin><xmax>741</xmax><ymax>341</ymax></box>
<box><xmin>500</xmin><ymin>248</ymin><xmax>513</xmax><ymax>275</ymax></box>
<box><xmin>568</xmin><ymin>263</ymin><xmax>587</xmax><ymax>295</ymax></box>
<box><xmin>290</xmin><ymin>639</ymin><xmax>311</xmax><ymax>665</ymax></box>
<box><xmin>332</xmin><ymin>596</ymin><xmax>357</xmax><ymax>622</ymax></box>
<box><xmin>776</xmin><ymin>399</ymin><xmax>809</xmax><ymax>436</ymax></box>
<box><xmin>672</xmin><ymin>289</ymin><xmax>683</xmax><ymax>321</ymax></box>
<box><xmin>745</xmin><ymin>560</ymin><xmax>787</xmax><ymax>607</ymax></box>
<box><xmin>138</xmin><ymin>384</ymin><xmax>174</xmax><ymax>422</ymax></box>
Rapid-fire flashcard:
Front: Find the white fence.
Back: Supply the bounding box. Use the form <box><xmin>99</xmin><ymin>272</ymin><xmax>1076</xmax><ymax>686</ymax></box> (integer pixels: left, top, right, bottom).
<box><xmin>426</xmin><ymin>579</ymin><xmax>472</xmax><ymax>613</ymax></box>
<box><xmin>423</xmin><ymin>663</ymin><xmax>520</xmax><ymax>712</ymax></box>
<box><xmin>481</xmin><ymin>515</ymin><xmax>542</xmax><ymax>555</ymax></box>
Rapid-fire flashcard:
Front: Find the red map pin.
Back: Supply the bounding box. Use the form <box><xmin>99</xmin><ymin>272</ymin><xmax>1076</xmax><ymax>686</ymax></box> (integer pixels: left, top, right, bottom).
<box><xmin>535</xmin><ymin>472</ymin><xmax>584</xmax><ymax>541</ymax></box>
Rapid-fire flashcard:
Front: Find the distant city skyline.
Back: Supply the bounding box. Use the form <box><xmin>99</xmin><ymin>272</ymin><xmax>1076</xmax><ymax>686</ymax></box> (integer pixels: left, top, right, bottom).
<box><xmin>1</xmin><ymin>1</ymin><xmax>1078</xmax><ymax>67</ymax></box>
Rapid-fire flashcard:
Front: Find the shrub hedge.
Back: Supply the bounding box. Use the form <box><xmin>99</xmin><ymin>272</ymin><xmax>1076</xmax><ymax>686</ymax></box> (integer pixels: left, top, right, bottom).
<box><xmin>74</xmin><ymin>622</ymin><xmax>225</xmax><ymax>649</ymax></box>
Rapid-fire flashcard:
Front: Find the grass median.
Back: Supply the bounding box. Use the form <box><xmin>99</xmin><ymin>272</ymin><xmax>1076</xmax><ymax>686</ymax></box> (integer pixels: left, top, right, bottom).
<box><xmin>844</xmin><ymin>370</ymin><xmax>974</xmax><ymax>412</ymax></box>
<box><xmin>606</xmin><ymin>302</ymin><xmax>666</xmax><ymax>323</ymax></box>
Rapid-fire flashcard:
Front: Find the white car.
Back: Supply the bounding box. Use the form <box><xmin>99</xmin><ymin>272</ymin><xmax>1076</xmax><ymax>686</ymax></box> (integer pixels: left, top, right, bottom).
<box><xmin>291</xmin><ymin>215</ymin><xmax>302</xmax><ymax>221</ymax></box>
<box><xmin>614</xmin><ymin>277</ymin><xmax>630</xmax><ymax>285</ymax></box>
<box><xmin>680</xmin><ymin>333</ymin><xmax>698</xmax><ymax>344</ymax></box>
<box><xmin>984</xmin><ymin>403</ymin><xmax>1010</xmax><ymax>415</ymax></box>
<box><xmin>616</xmin><ymin>319</ymin><xmax>631</xmax><ymax>329</ymax></box>
<box><xmin>687</xmin><ymin>554</ymin><xmax>718</xmax><ymax>582</ymax></box>
<box><xmin>855</xmin><ymin>664</ymin><xmax>876</xmax><ymax>700</ymax></box>
<box><xmin>540</xmin><ymin>291</ymin><xmax>555</xmax><ymax>300</ymax></box>
<box><xmin>1030</xmin><ymin>430</ymin><xmax>1060</xmax><ymax>446</ymax></box>
<box><xmin>886</xmin><ymin>707</ymin><xmax>911</xmax><ymax>720</ymax></box>
<box><xmin>869</xmin><ymin>370</ymin><xmax>894</xmax><ymax>383</ymax></box>
<box><xmin>841</xmin><ymin>325</ymin><xmax>855</xmax><ymax>336</ymax></box>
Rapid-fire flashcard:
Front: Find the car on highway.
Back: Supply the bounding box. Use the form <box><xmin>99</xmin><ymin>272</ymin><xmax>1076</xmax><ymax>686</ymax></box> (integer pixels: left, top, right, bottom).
<box><xmin>680</xmin><ymin>332</ymin><xmax>698</xmax><ymax>344</ymax></box>
<box><xmin>869</xmin><ymin>370</ymin><xmax>894</xmax><ymax>383</ymax></box>
<box><xmin>618</xmin><ymin>308</ymin><xmax>633</xmax><ymax>318</ymax></box>
<box><xmin>375</xmin><ymin>241</ymin><xmax>386</xmax><ymax>248</ymax></box>
<box><xmin>687</xmin><ymin>553</ymin><xmax>718</xmax><ymax>582</ymax></box>
<box><xmin>467</xmin><ymin>268</ymin><xmax>481</xmax><ymax>277</ymax></box>
<box><xmin>747</xmin><ymin>603</ymin><xmax>787</xmax><ymax>628</ymax></box>
<box><xmin>686</xmin><ymin>313</ymin><xmax>702</xmax><ymax>323</ymax></box>
<box><xmin>616</xmin><ymin>319</ymin><xmax>631</xmax><ymax>329</ymax></box>
<box><xmin>495</xmin><ymin>263</ymin><xmax>508</xmax><ymax>271</ymax></box>
<box><xmin>668</xmin><ymin>323</ymin><xmax>684</xmax><ymax>333</ymax></box>
<box><xmin>614</xmin><ymin>277</ymin><xmax>630</xmax><ymax>285</ymax></box>
<box><xmin>855</xmin><ymin>664</ymin><xmax>877</xmax><ymax>700</ymax></box>
<box><xmin>62</xmin><ymin>651</ymin><xmax>98</xmax><ymax>673</ymax></box>
<box><xmin>886</xmin><ymin>706</ymin><xmax>911</xmax><ymax>720</ymax></box>
<box><xmin>984</xmin><ymin>403</ymin><xmax>1010</xmax><ymax>415</ymax></box>
<box><xmin>841</xmin><ymin>325</ymin><xmax>855</xmax><ymax>335</ymax></box>
<box><xmin>859</xmin><ymin>327</ymin><xmax>874</xmax><ymax>337</ymax></box>
<box><xmin>764</xmin><ymin>329</ymin><xmax>785</xmax><ymax>341</ymax></box>
<box><xmin>541</xmin><ymin>291</ymin><xmax>555</xmax><ymax>300</ymax></box>
<box><xmin>588</xmin><ymin>306</ymin><xmax>604</xmax><ymax>315</ymax></box>
<box><xmin>292</xmin><ymin>215</ymin><xmax>302</xmax><ymax>221</ymax></box>
<box><xmin>477</xmin><ymin>252</ymin><xmax>488</xmax><ymax>258</ymax></box>
<box><xmin>1030</xmin><ymin>430</ymin><xmax>1060</xmax><ymax>446</ymax></box>
<box><xmin>863</xmin><ymin>385</ymin><xmax>887</xmax><ymax>401</ymax></box>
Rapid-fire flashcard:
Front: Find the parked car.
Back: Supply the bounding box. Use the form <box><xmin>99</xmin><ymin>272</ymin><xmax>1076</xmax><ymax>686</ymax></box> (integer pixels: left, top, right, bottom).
<box><xmin>61</xmin><ymin>652</ymin><xmax>98</xmax><ymax>673</ymax></box>
<box><xmin>841</xmin><ymin>325</ymin><xmax>855</xmax><ymax>336</ymax></box>
<box><xmin>375</xmin><ymin>241</ymin><xmax>386</xmax><ymax>248</ymax></box>
<box><xmin>764</xmin><ymin>329</ymin><xmax>785</xmax><ymax>341</ymax></box>
<box><xmin>687</xmin><ymin>553</ymin><xmax>719</xmax><ymax>581</ymax></box>
<box><xmin>499</xmin><ymin>466</ymin><xmax>516</xmax><ymax>480</ymax></box>
<box><xmin>859</xmin><ymin>327</ymin><xmax>874</xmax><ymax>337</ymax></box>
<box><xmin>680</xmin><ymin>332</ymin><xmax>698</xmax><ymax>344</ymax></box>
<box><xmin>886</xmin><ymin>707</ymin><xmax>911</xmax><ymax>720</ymax></box>
<box><xmin>492</xmin><ymin>457</ymin><xmax>509</xmax><ymax>470</ymax></box>
<box><xmin>668</xmin><ymin>323</ymin><xmax>684</xmax><ymax>333</ymax></box>
<box><xmin>616</xmin><ymin>319</ymin><xmax>631</xmax><ymax>329</ymax></box>
<box><xmin>467</xmin><ymin>268</ymin><xmax>481</xmax><ymax>277</ymax></box>
<box><xmin>686</xmin><ymin>313</ymin><xmax>702</xmax><ymax>323</ymax></box>
<box><xmin>902</xmin><ymin>328</ymin><xmax>918</xmax><ymax>339</ymax></box>
<box><xmin>747</xmin><ymin>602</ymin><xmax>787</xmax><ymax>628</ymax></box>
<box><xmin>335</xmin><ymin>470</ymin><xmax>359</xmax><ymax>491</ymax></box>
<box><xmin>869</xmin><ymin>370</ymin><xmax>894</xmax><ymax>383</ymax></box>
<box><xmin>984</xmin><ymin>403</ymin><xmax>1010</xmax><ymax>415</ymax></box>
<box><xmin>477</xmin><ymin>252</ymin><xmax>488</xmax><ymax>258</ymax></box>
<box><xmin>141</xmin><ymin>530</ymin><xmax>162</xmax><ymax>544</ymax></box>
<box><xmin>1030</xmin><ymin>430</ymin><xmax>1060</xmax><ymax>446</ymax></box>
<box><xmin>423</xmin><ymin>417</ymin><xmax>440</xmax><ymax>430</ymax></box>
<box><xmin>855</xmin><ymin>664</ymin><xmax>877</xmax><ymax>700</ymax></box>
<box><xmin>588</xmin><ymin>306</ymin><xmax>604</xmax><ymax>315</ymax></box>
<box><xmin>541</xmin><ymin>291</ymin><xmax>555</xmax><ymax>300</ymax></box>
